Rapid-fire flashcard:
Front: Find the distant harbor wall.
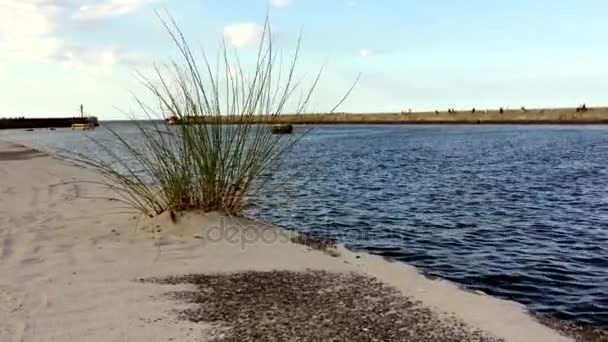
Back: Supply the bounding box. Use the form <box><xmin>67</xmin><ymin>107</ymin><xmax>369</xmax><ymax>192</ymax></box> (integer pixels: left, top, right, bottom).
<box><xmin>0</xmin><ymin>117</ymin><xmax>99</xmax><ymax>130</ymax></box>
<box><xmin>167</xmin><ymin>107</ymin><xmax>608</xmax><ymax>125</ymax></box>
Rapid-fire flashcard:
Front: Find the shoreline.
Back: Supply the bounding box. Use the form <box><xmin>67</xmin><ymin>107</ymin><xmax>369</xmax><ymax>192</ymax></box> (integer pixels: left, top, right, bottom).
<box><xmin>0</xmin><ymin>139</ymin><xmax>602</xmax><ymax>341</ymax></box>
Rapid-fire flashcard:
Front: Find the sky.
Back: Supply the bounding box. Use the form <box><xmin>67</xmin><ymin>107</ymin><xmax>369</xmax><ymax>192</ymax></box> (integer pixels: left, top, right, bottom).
<box><xmin>2</xmin><ymin>0</ymin><xmax>608</xmax><ymax>119</ymax></box>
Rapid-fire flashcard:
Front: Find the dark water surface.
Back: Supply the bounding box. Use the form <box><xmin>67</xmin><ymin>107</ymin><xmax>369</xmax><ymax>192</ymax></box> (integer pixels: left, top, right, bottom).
<box><xmin>3</xmin><ymin>124</ymin><xmax>608</xmax><ymax>327</ymax></box>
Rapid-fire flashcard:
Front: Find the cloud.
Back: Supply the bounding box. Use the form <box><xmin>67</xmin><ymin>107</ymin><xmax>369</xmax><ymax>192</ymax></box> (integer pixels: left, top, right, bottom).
<box><xmin>0</xmin><ymin>0</ymin><xmax>67</xmax><ymax>36</ymax></box>
<box><xmin>73</xmin><ymin>0</ymin><xmax>155</xmax><ymax>21</ymax></box>
<box><xmin>270</xmin><ymin>0</ymin><xmax>292</xmax><ymax>8</ymax></box>
<box><xmin>0</xmin><ymin>1</ymin><xmax>68</xmax><ymax>62</ymax></box>
<box><xmin>0</xmin><ymin>0</ymin><xmax>151</xmax><ymax>70</ymax></box>
<box><xmin>53</xmin><ymin>46</ymin><xmax>142</xmax><ymax>72</ymax></box>
<box><xmin>358</xmin><ymin>48</ymin><xmax>375</xmax><ymax>58</ymax></box>
<box><xmin>224</xmin><ymin>23</ymin><xmax>264</xmax><ymax>48</ymax></box>
<box><xmin>0</xmin><ymin>37</ymin><xmax>136</xmax><ymax>72</ymax></box>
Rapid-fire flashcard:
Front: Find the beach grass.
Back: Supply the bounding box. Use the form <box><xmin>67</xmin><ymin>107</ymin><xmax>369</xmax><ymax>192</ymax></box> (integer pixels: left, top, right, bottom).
<box><xmin>68</xmin><ymin>12</ymin><xmax>355</xmax><ymax>217</ymax></box>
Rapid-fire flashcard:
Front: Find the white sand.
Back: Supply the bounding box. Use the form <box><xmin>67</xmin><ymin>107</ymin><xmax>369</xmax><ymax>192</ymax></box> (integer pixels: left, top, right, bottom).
<box><xmin>0</xmin><ymin>140</ymin><xmax>572</xmax><ymax>342</ymax></box>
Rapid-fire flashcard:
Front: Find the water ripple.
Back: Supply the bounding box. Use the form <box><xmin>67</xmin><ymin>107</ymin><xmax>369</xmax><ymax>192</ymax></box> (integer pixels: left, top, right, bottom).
<box><xmin>249</xmin><ymin>125</ymin><xmax>608</xmax><ymax>328</ymax></box>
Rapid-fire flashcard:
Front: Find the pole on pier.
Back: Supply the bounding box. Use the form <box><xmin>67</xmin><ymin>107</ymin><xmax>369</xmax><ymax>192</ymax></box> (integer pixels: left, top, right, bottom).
<box><xmin>80</xmin><ymin>104</ymin><xmax>84</xmax><ymax>118</ymax></box>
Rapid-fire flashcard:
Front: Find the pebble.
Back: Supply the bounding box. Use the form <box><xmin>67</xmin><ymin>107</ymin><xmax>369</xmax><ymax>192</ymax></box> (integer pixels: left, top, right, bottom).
<box><xmin>144</xmin><ymin>270</ymin><xmax>504</xmax><ymax>341</ymax></box>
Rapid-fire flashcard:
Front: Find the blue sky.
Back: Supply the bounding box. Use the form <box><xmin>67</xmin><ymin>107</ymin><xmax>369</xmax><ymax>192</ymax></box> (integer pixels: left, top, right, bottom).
<box><xmin>2</xmin><ymin>0</ymin><xmax>608</xmax><ymax>119</ymax></box>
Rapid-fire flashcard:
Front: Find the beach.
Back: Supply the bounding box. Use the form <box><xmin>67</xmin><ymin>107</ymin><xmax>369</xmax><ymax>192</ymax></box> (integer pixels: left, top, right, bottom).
<box><xmin>0</xmin><ymin>139</ymin><xmax>583</xmax><ymax>341</ymax></box>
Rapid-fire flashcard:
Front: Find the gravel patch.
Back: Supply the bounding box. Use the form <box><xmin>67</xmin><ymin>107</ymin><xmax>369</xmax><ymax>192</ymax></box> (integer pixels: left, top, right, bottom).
<box><xmin>145</xmin><ymin>270</ymin><xmax>504</xmax><ymax>341</ymax></box>
<box><xmin>534</xmin><ymin>315</ymin><xmax>608</xmax><ymax>342</ymax></box>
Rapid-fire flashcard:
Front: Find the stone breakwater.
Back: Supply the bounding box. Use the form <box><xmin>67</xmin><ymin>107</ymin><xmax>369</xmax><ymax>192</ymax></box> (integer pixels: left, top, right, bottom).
<box><xmin>167</xmin><ymin>107</ymin><xmax>608</xmax><ymax>125</ymax></box>
<box><xmin>0</xmin><ymin>117</ymin><xmax>98</xmax><ymax>130</ymax></box>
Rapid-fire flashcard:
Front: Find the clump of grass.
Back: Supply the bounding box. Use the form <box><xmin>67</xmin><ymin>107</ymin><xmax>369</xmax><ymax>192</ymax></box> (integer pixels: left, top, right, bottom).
<box><xmin>69</xmin><ymin>12</ymin><xmax>357</xmax><ymax>218</ymax></box>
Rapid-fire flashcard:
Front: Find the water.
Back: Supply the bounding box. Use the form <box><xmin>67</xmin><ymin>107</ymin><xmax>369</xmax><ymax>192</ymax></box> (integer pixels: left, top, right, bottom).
<box><xmin>2</xmin><ymin>123</ymin><xmax>608</xmax><ymax>327</ymax></box>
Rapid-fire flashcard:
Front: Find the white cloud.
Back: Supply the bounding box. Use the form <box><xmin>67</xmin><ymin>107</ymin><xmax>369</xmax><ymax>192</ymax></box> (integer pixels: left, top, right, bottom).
<box><xmin>0</xmin><ymin>37</ymin><xmax>135</xmax><ymax>73</ymax></box>
<box><xmin>54</xmin><ymin>46</ymin><xmax>140</xmax><ymax>72</ymax></box>
<box><xmin>224</xmin><ymin>23</ymin><xmax>264</xmax><ymax>48</ymax></box>
<box><xmin>358</xmin><ymin>48</ymin><xmax>375</xmax><ymax>58</ymax></box>
<box><xmin>0</xmin><ymin>1</ymin><xmax>68</xmax><ymax>63</ymax></box>
<box><xmin>0</xmin><ymin>0</ymin><xmax>150</xmax><ymax>70</ymax></box>
<box><xmin>270</xmin><ymin>0</ymin><xmax>292</xmax><ymax>8</ymax></box>
<box><xmin>73</xmin><ymin>0</ymin><xmax>155</xmax><ymax>21</ymax></box>
<box><xmin>0</xmin><ymin>0</ymin><xmax>66</xmax><ymax>36</ymax></box>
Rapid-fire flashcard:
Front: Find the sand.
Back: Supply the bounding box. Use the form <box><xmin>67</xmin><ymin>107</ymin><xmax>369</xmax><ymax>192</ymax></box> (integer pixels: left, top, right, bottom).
<box><xmin>0</xmin><ymin>140</ymin><xmax>576</xmax><ymax>341</ymax></box>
